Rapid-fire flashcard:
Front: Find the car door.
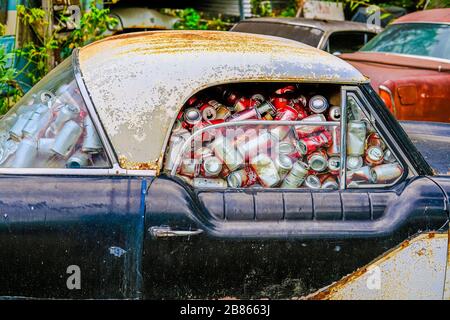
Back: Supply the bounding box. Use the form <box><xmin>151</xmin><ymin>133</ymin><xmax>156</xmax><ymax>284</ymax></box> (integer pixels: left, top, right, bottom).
<box><xmin>142</xmin><ymin>85</ymin><xmax>448</xmax><ymax>299</ymax></box>
<box><xmin>0</xmin><ymin>58</ymin><xmax>147</xmax><ymax>299</ymax></box>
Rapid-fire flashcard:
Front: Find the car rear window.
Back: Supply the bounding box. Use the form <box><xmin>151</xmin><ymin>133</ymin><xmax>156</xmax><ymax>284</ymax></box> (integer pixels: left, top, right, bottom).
<box><xmin>361</xmin><ymin>23</ymin><xmax>450</xmax><ymax>61</ymax></box>
<box><xmin>231</xmin><ymin>22</ymin><xmax>324</xmax><ymax>48</ymax></box>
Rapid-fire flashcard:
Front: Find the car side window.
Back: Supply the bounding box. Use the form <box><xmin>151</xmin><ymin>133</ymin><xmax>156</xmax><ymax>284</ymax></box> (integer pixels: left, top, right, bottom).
<box><xmin>0</xmin><ymin>58</ymin><xmax>110</xmax><ymax>169</ymax></box>
<box><xmin>344</xmin><ymin>91</ymin><xmax>404</xmax><ymax>188</ymax></box>
<box><xmin>327</xmin><ymin>31</ymin><xmax>376</xmax><ymax>54</ymax></box>
<box><xmin>165</xmin><ymin>83</ymin><xmax>343</xmax><ymax>190</ymax></box>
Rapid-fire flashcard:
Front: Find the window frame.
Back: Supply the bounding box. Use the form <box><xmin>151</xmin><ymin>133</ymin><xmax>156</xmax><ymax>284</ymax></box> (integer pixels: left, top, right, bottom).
<box><xmin>169</xmin><ymin>85</ymin><xmax>410</xmax><ymax>190</ymax></box>
<box><xmin>324</xmin><ymin>31</ymin><xmax>377</xmax><ymax>53</ymax></box>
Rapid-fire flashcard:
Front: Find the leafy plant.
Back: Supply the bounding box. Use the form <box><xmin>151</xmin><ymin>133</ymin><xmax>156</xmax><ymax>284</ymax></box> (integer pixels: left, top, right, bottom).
<box><xmin>172</xmin><ymin>8</ymin><xmax>233</xmax><ymax>31</ymax></box>
<box><xmin>0</xmin><ymin>46</ymin><xmax>22</xmax><ymax>114</ymax></box>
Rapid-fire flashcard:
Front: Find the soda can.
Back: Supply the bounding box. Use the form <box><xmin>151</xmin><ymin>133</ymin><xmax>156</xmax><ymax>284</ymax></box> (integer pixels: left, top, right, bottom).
<box><xmin>171</xmin><ymin>119</ymin><xmax>183</xmax><ymax>134</ymax></box>
<box><xmin>202</xmin><ymin>156</ymin><xmax>223</xmax><ymax>177</ymax></box>
<box><xmin>250</xmin><ymin>153</ymin><xmax>280</xmax><ymax>188</ymax></box>
<box><xmin>346</xmin><ymin>155</ymin><xmax>364</xmax><ymax>170</ymax></box>
<box><xmin>270</xmin><ymin>125</ymin><xmax>293</xmax><ymax>142</ymax></box>
<box><xmin>164</xmin><ymin>129</ymin><xmax>191</xmax><ymax>172</ymax></box>
<box><xmin>370</xmin><ymin>163</ymin><xmax>403</xmax><ymax>184</ymax></box>
<box><xmin>274</xmin><ymin>105</ymin><xmax>298</xmax><ymax>121</ymax></box>
<box><xmin>234</xmin><ymin>97</ymin><xmax>252</xmax><ymax>112</ymax></box>
<box><xmin>271</xmin><ymin>97</ymin><xmax>290</xmax><ymax>110</ymax></box>
<box><xmin>281</xmin><ymin>161</ymin><xmax>309</xmax><ymax>188</ymax></box>
<box><xmin>321</xmin><ymin>176</ymin><xmax>339</xmax><ymax>190</ymax></box>
<box><xmin>307</xmin><ymin>149</ymin><xmax>328</xmax><ymax>172</ymax></box>
<box><xmin>291</xmin><ymin>95</ymin><xmax>307</xmax><ymax>108</ymax></box>
<box><xmin>51</xmin><ymin>120</ymin><xmax>83</xmax><ymax>158</ymax></box>
<box><xmin>304</xmin><ymin>174</ymin><xmax>321</xmax><ymax>189</ymax></box>
<box><xmin>327</xmin><ymin>126</ymin><xmax>341</xmax><ymax>156</ymax></box>
<box><xmin>179</xmin><ymin>158</ymin><xmax>200</xmax><ymax>178</ymax></box>
<box><xmin>347</xmin><ymin>166</ymin><xmax>373</xmax><ymax>184</ymax></box>
<box><xmin>328</xmin><ymin>156</ymin><xmax>341</xmax><ymax>175</ymax></box>
<box><xmin>294</xmin><ymin>114</ymin><xmax>326</xmax><ymax>138</ymax></box>
<box><xmin>237</xmin><ymin>131</ymin><xmax>276</xmax><ymax>161</ymax></box>
<box><xmin>275</xmin><ymin>154</ymin><xmax>293</xmax><ymax>179</ymax></box>
<box><xmin>193</xmin><ymin>146</ymin><xmax>214</xmax><ymax>160</ymax></box>
<box><xmin>193</xmin><ymin>178</ymin><xmax>227</xmax><ymax>188</ymax></box>
<box><xmin>296</xmin><ymin>130</ymin><xmax>332</xmax><ymax>156</ymax></box>
<box><xmin>11</xmin><ymin>138</ymin><xmax>38</xmax><ymax>168</ymax></box>
<box><xmin>383</xmin><ymin>149</ymin><xmax>397</xmax><ymax>163</ymax></box>
<box><xmin>220</xmin><ymin>164</ymin><xmax>231</xmax><ymax>178</ymax></box>
<box><xmin>66</xmin><ymin>151</ymin><xmax>91</xmax><ymax>168</ymax></box>
<box><xmin>184</xmin><ymin>107</ymin><xmax>202</xmax><ymax>127</ymax></box>
<box><xmin>222</xmin><ymin>90</ymin><xmax>240</xmax><ymax>106</ymax></box>
<box><xmin>279</xmin><ymin>141</ymin><xmax>300</xmax><ymax>159</ymax></box>
<box><xmin>199</xmin><ymin>104</ymin><xmax>217</xmax><ymax>121</ymax></box>
<box><xmin>23</xmin><ymin>106</ymin><xmax>52</xmax><ymax>139</ymax></box>
<box><xmin>210</xmin><ymin>135</ymin><xmax>244</xmax><ymax>172</ymax></box>
<box><xmin>347</xmin><ymin>121</ymin><xmax>367</xmax><ymax>156</ymax></box>
<box><xmin>9</xmin><ymin>111</ymin><xmax>33</xmax><ymax>141</ymax></box>
<box><xmin>227</xmin><ymin>108</ymin><xmax>259</xmax><ymax>122</ymax></box>
<box><xmin>308</xmin><ymin>95</ymin><xmax>329</xmax><ymax>114</ymax></box>
<box><xmin>251</xmin><ymin>94</ymin><xmax>265</xmax><ymax>104</ymax></box>
<box><xmin>328</xmin><ymin>105</ymin><xmax>341</xmax><ymax>121</ymax></box>
<box><xmin>48</xmin><ymin>104</ymin><xmax>80</xmax><ymax>136</ymax></box>
<box><xmin>227</xmin><ymin>166</ymin><xmax>258</xmax><ymax>188</ymax></box>
<box><xmin>365</xmin><ymin>145</ymin><xmax>384</xmax><ymax>166</ymax></box>
<box><xmin>275</xmin><ymin>85</ymin><xmax>296</xmax><ymax>95</ymax></box>
<box><xmin>37</xmin><ymin>138</ymin><xmax>55</xmax><ymax>157</ymax></box>
<box><xmin>366</xmin><ymin>132</ymin><xmax>386</xmax><ymax>150</ymax></box>
<box><xmin>255</xmin><ymin>101</ymin><xmax>277</xmax><ymax>118</ymax></box>
<box><xmin>82</xmin><ymin>117</ymin><xmax>103</xmax><ymax>154</ymax></box>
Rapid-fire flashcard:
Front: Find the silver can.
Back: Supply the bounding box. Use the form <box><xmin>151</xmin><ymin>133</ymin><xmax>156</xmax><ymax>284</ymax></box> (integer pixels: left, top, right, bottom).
<box><xmin>308</xmin><ymin>95</ymin><xmax>329</xmax><ymax>114</ymax></box>
<box><xmin>11</xmin><ymin>138</ymin><xmax>38</xmax><ymax>168</ymax></box>
<box><xmin>22</xmin><ymin>106</ymin><xmax>52</xmax><ymax>139</ymax></box>
<box><xmin>193</xmin><ymin>178</ymin><xmax>227</xmax><ymax>188</ymax></box>
<box><xmin>66</xmin><ymin>151</ymin><xmax>91</xmax><ymax>168</ymax></box>
<box><xmin>184</xmin><ymin>107</ymin><xmax>202</xmax><ymax>126</ymax></box>
<box><xmin>328</xmin><ymin>156</ymin><xmax>341</xmax><ymax>173</ymax></box>
<box><xmin>383</xmin><ymin>149</ymin><xmax>397</xmax><ymax>163</ymax></box>
<box><xmin>347</xmin><ymin>166</ymin><xmax>374</xmax><ymax>183</ymax></box>
<box><xmin>322</xmin><ymin>176</ymin><xmax>339</xmax><ymax>189</ymax></box>
<box><xmin>281</xmin><ymin>161</ymin><xmax>309</xmax><ymax>188</ymax></box>
<box><xmin>275</xmin><ymin>154</ymin><xmax>293</xmax><ymax>179</ymax></box>
<box><xmin>9</xmin><ymin>111</ymin><xmax>33</xmax><ymax>141</ymax></box>
<box><xmin>346</xmin><ymin>155</ymin><xmax>364</xmax><ymax>170</ymax></box>
<box><xmin>255</xmin><ymin>101</ymin><xmax>276</xmax><ymax>118</ymax></box>
<box><xmin>202</xmin><ymin>156</ymin><xmax>223</xmax><ymax>177</ymax></box>
<box><xmin>347</xmin><ymin>121</ymin><xmax>366</xmax><ymax>156</ymax></box>
<box><xmin>370</xmin><ymin>163</ymin><xmax>403</xmax><ymax>184</ymax></box>
<box><xmin>82</xmin><ymin>117</ymin><xmax>103</xmax><ymax>154</ymax></box>
<box><xmin>48</xmin><ymin>104</ymin><xmax>80</xmax><ymax>136</ymax></box>
<box><xmin>304</xmin><ymin>175</ymin><xmax>321</xmax><ymax>189</ymax></box>
<box><xmin>51</xmin><ymin>120</ymin><xmax>83</xmax><ymax>157</ymax></box>
<box><xmin>179</xmin><ymin>158</ymin><xmax>200</xmax><ymax>178</ymax></box>
<box><xmin>227</xmin><ymin>166</ymin><xmax>258</xmax><ymax>188</ymax></box>
<box><xmin>328</xmin><ymin>105</ymin><xmax>341</xmax><ymax>121</ymax></box>
<box><xmin>237</xmin><ymin>131</ymin><xmax>276</xmax><ymax>161</ymax></box>
<box><xmin>307</xmin><ymin>150</ymin><xmax>328</xmax><ymax>172</ymax></box>
<box><xmin>250</xmin><ymin>153</ymin><xmax>280</xmax><ymax>188</ymax></box>
<box><xmin>210</xmin><ymin>135</ymin><xmax>244</xmax><ymax>172</ymax></box>
<box><xmin>201</xmin><ymin>106</ymin><xmax>217</xmax><ymax>121</ymax></box>
<box><xmin>37</xmin><ymin>138</ymin><xmax>55</xmax><ymax>157</ymax></box>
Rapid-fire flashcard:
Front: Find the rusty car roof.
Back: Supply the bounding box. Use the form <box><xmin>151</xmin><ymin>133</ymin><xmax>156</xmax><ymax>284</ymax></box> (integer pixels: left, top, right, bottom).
<box><xmin>238</xmin><ymin>17</ymin><xmax>382</xmax><ymax>33</ymax></box>
<box><xmin>393</xmin><ymin>8</ymin><xmax>450</xmax><ymax>24</ymax></box>
<box><xmin>78</xmin><ymin>30</ymin><xmax>366</xmax><ymax>170</ymax></box>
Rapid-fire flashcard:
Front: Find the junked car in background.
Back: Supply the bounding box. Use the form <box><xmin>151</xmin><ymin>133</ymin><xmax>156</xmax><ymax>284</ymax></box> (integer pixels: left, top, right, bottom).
<box><xmin>231</xmin><ymin>17</ymin><xmax>382</xmax><ymax>54</ymax></box>
<box><xmin>340</xmin><ymin>8</ymin><xmax>450</xmax><ymax>123</ymax></box>
<box><xmin>0</xmin><ymin>31</ymin><xmax>448</xmax><ymax>300</ymax></box>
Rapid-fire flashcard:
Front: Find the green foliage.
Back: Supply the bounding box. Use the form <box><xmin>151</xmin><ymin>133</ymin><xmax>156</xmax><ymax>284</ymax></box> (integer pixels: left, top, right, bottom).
<box><xmin>251</xmin><ymin>0</ymin><xmax>275</xmax><ymax>16</ymax></box>
<box><xmin>172</xmin><ymin>8</ymin><xmax>233</xmax><ymax>31</ymax></box>
<box><xmin>0</xmin><ymin>46</ymin><xmax>22</xmax><ymax>114</ymax></box>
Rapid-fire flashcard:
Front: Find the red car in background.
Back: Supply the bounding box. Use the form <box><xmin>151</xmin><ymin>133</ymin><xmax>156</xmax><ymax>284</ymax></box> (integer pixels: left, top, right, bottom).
<box><xmin>340</xmin><ymin>9</ymin><xmax>450</xmax><ymax>123</ymax></box>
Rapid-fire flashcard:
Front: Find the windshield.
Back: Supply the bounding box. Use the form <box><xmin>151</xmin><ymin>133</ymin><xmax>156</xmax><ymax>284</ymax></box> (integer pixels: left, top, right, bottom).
<box><xmin>0</xmin><ymin>57</ymin><xmax>110</xmax><ymax>169</ymax></box>
<box><xmin>232</xmin><ymin>22</ymin><xmax>324</xmax><ymax>47</ymax></box>
<box><xmin>361</xmin><ymin>23</ymin><xmax>450</xmax><ymax>60</ymax></box>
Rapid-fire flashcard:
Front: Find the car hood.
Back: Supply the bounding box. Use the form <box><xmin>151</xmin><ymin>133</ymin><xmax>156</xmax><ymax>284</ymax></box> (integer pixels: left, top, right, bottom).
<box><xmin>400</xmin><ymin>121</ymin><xmax>450</xmax><ymax>175</ymax></box>
<box><xmin>340</xmin><ymin>52</ymin><xmax>450</xmax><ymax>89</ymax></box>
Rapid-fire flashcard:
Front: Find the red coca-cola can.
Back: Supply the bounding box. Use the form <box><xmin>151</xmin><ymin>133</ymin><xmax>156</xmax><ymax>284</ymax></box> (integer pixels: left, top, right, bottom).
<box><xmin>275</xmin><ymin>105</ymin><xmax>298</xmax><ymax>121</ymax></box>
<box><xmin>296</xmin><ymin>130</ymin><xmax>332</xmax><ymax>156</ymax></box>
<box><xmin>275</xmin><ymin>85</ymin><xmax>296</xmax><ymax>95</ymax></box>
<box><xmin>365</xmin><ymin>145</ymin><xmax>384</xmax><ymax>166</ymax></box>
<box><xmin>223</xmin><ymin>90</ymin><xmax>240</xmax><ymax>106</ymax></box>
<box><xmin>291</xmin><ymin>95</ymin><xmax>307</xmax><ymax>108</ymax></box>
<box><xmin>271</xmin><ymin>97</ymin><xmax>291</xmax><ymax>110</ymax></box>
<box><xmin>366</xmin><ymin>132</ymin><xmax>386</xmax><ymax>150</ymax></box>
<box><xmin>294</xmin><ymin>114</ymin><xmax>327</xmax><ymax>138</ymax></box>
<box><xmin>234</xmin><ymin>97</ymin><xmax>253</xmax><ymax>112</ymax></box>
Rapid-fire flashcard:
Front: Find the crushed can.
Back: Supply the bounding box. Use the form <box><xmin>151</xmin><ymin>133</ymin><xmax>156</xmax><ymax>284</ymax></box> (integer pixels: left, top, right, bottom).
<box><xmin>296</xmin><ymin>130</ymin><xmax>332</xmax><ymax>156</ymax></box>
<box><xmin>51</xmin><ymin>120</ymin><xmax>83</xmax><ymax>158</ymax></box>
<box><xmin>347</xmin><ymin>121</ymin><xmax>367</xmax><ymax>156</ymax></box>
<box><xmin>210</xmin><ymin>135</ymin><xmax>244</xmax><ymax>172</ymax></box>
<box><xmin>250</xmin><ymin>153</ymin><xmax>280</xmax><ymax>188</ymax></box>
<box><xmin>294</xmin><ymin>114</ymin><xmax>327</xmax><ymax>138</ymax></box>
<box><xmin>281</xmin><ymin>160</ymin><xmax>309</xmax><ymax>188</ymax></box>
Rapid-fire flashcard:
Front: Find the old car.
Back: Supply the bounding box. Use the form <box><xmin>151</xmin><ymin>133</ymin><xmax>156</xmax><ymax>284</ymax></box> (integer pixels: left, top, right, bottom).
<box><xmin>231</xmin><ymin>17</ymin><xmax>382</xmax><ymax>54</ymax></box>
<box><xmin>0</xmin><ymin>30</ymin><xmax>448</xmax><ymax>300</ymax></box>
<box><xmin>340</xmin><ymin>8</ymin><xmax>450</xmax><ymax>123</ymax></box>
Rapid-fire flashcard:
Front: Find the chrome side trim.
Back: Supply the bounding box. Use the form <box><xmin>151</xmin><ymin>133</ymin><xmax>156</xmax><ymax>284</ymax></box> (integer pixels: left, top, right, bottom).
<box><xmin>72</xmin><ymin>49</ymin><xmax>118</xmax><ymax>167</ymax></box>
<box><xmin>340</xmin><ymin>86</ymin><xmax>350</xmax><ymax>190</ymax></box>
<box><xmin>379</xmin><ymin>84</ymin><xmax>397</xmax><ymax>115</ymax></box>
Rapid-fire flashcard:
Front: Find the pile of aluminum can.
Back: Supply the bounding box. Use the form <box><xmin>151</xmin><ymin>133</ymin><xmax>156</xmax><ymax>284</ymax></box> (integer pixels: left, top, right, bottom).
<box><xmin>165</xmin><ymin>84</ymin><xmax>403</xmax><ymax>189</ymax></box>
<box><xmin>0</xmin><ymin>86</ymin><xmax>107</xmax><ymax>168</ymax></box>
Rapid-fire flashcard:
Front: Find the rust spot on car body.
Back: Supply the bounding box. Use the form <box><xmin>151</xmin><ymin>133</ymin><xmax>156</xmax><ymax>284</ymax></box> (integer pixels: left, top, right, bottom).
<box><xmin>78</xmin><ymin>31</ymin><xmax>366</xmax><ymax>170</ymax></box>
